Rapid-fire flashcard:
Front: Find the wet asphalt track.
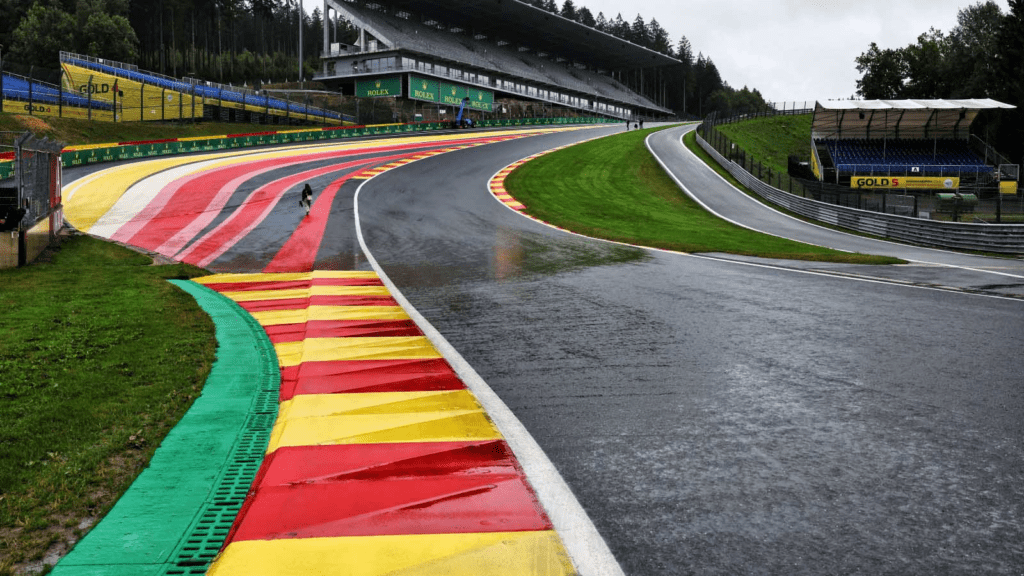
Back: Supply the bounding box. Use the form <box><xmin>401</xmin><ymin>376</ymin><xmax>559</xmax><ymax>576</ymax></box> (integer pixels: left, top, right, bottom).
<box><xmin>63</xmin><ymin>124</ymin><xmax>1024</xmax><ymax>574</ymax></box>
<box><xmin>355</xmin><ymin>126</ymin><xmax>1024</xmax><ymax>575</ymax></box>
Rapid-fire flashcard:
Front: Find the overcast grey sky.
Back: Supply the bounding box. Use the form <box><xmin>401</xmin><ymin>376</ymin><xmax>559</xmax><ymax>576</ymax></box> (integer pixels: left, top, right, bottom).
<box><xmin>577</xmin><ymin>0</ymin><xmax>1011</xmax><ymax>104</ymax></box>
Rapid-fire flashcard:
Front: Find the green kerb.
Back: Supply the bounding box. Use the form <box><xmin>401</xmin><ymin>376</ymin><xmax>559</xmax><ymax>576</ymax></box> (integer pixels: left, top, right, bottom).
<box><xmin>50</xmin><ymin>281</ymin><xmax>279</xmax><ymax>576</ymax></box>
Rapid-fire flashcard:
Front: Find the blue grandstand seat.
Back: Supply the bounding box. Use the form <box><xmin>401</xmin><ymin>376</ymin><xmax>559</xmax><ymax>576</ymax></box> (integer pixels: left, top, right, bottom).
<box><xmin>2</xmin><ymin>73</ymin><xmax>113</xmax><ymax>110</ymax></box>
<box><xmin>62</xmin><ymin>56</ymin><xmax>342</xmax><ymax>121</ymax></box>
<box><xmin>818</xmin><ymin>137</ymin><xmax>990</xmax><ymax>177</ymax></box>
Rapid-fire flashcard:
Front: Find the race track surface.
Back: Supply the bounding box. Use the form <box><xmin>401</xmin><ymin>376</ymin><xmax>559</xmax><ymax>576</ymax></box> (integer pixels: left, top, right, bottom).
<box><xmin>61</xmin><ymin>124</ymin><xmax>1024</xmax><ymax>575</ymax></box>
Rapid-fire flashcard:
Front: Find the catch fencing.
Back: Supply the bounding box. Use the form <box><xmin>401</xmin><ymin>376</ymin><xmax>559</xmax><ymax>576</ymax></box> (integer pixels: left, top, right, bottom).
<box><xmin>1</xmin><ymin>133</ymin><xmax>64</xmax><ymax>268</ymax></box>
<box><xmin>701</xmin><ymin>111</ymin><xmax>1023</xmax><ymax>223</ymax></box>
<box><xmin>695</xmin><ymin>126</ymin><xmax>1024</xmax><ymax>254</ymax></box>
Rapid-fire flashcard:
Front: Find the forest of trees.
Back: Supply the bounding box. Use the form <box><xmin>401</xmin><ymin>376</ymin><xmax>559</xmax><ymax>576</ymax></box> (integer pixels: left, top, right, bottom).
<box><xmin>854</xmin><ymin>0</ymin><xmax>1023</xmax><ymax>163</ymax></box>
<box><xmin>0</xmin><ymin>0</ymin><xmax>768</xmax><ymax>118</ymax></box>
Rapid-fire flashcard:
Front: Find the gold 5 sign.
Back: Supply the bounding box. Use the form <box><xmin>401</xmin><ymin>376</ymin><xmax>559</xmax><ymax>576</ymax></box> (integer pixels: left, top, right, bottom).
<box><xmin>851</xmin><ymin>176</ymin><xmax>960</xmax><ymax>190</ymax></box>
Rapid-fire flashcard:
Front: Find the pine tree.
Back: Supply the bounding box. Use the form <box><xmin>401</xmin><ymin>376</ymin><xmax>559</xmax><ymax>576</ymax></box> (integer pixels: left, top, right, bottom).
<box><xmin>560</xmin><ymin>0</ymin><xmax>577</xmax><ymax>21</ymax></box>
<box><xmin>578</xmin><ymin>6</ymin><xmax>595</xmax><ymax>27</ymax></box>
<box><xmin>630</xmin><ymin>14</ymin><xmax>647</xmax><ymax>46</ymax></box>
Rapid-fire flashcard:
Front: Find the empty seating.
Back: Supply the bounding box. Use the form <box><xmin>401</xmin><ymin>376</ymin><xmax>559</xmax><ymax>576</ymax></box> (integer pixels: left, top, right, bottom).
<box><xmin>61</xmin><ymin>54</ymin><xmax>343</xmax><ymax>121</ymax></box>
<box><xmin>338</xmin><ymin>2</ymin><xmax>662</xmax><ymax>112</ymax></box>
<box><xmin>2</xmin><ymin>73</ymin><xmax>113</xmax><ymax>110</ymax></box>
<box><xmin>819</xmin><ymin>138</ymin><xmax>992</xmax><ymax>175</ymax></box>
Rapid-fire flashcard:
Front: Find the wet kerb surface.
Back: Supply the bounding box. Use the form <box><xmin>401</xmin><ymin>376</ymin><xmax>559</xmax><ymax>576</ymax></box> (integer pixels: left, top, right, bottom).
<box><xmin>61</xmin><ymin>125</ymin><xmax>1024</xmax><ymax>574</ymax></box>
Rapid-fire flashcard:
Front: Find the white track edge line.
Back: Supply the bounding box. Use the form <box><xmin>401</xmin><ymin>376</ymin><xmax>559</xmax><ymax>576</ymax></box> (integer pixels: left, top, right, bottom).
<box><xmin>669</xmin><ymin>126</ymin><xmax>1024</xmax><ymax>281</ymax></box>
<box><xmin>482</xmin><ymin>130</ymin><xmax>1021</xmax><ymax>302</ymax></box>
<box><xmin>353</xmin><ymin>166</ymin><xmax>626</xmax><ymax>576</ymax></box>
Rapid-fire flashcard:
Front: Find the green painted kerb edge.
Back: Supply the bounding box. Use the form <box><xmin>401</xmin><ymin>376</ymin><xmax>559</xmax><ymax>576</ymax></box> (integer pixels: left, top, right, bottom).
<box><xmin>51</xmin><ymin>280</ymin><xmax>280</xmax><ymax>576</ymax></box>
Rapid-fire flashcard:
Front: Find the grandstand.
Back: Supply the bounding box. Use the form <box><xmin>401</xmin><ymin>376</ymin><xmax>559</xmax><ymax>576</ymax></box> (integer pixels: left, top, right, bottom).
<box><xmin>1</xmin><ymin>52</ymin><xmax>349</xmax><ymax>125</ymax></box>
<box><xmin>810</xmin><ymin>99</ymin><xmax>1017</xmax><ymax>189</ymax></box>
<box><xmin>2</xmin><ymin>71</ymin><xmax>115</xmax><ymax>121</ymax></box>
<box><xmin>60</xmin><ymin>52</ymin><xmax>347</xmax><ymax>125</ymax></box>
<box><xmin>316</xmin><ymin>0</ymin><xmax>676</xmax><ymax>120</ymax></box>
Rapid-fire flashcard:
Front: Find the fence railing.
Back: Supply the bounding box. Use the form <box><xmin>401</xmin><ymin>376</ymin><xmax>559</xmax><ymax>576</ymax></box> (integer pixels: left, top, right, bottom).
<box><xmin>695</xmin><ymin>127</ymin><xmax>1024</xmax><ymax>253</ymax></box>
<box><xmin>699</xmin><ymin>113</ymin><xmax>1022</xmax><ymax>223</ymax></box>
<box><xmin>1</xmin><ymin>133</ymin><xmax>65</xmax><ymax>268</ymax></box>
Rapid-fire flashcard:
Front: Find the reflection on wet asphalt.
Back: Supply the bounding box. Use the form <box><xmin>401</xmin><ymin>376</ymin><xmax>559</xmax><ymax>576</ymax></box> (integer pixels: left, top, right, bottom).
<box><xmin>358</xmin><ymin>127</ymin><xmax>1024</xmax><ymax>574</ymax></box>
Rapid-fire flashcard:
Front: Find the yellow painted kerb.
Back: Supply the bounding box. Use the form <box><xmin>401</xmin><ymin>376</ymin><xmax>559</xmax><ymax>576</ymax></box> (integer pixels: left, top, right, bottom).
<box><xmin>207</xmin><ymin>531</ymin><xmax>577</xmax><ymax>576</ymax></box>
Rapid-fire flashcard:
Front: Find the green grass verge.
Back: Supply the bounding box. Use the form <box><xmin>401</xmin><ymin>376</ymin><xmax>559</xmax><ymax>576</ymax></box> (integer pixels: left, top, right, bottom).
<box><xmin>0</xmin><ymin>235</ymin><xmax>214</xmax><ymax>574</ymax></box>
<box><xmin>504</xmin><ymin>126</ymin><xmax>901</xmax><ymax>264</ymax></box>
<box><xmin>716</xmin><ymin>113</ymin><xmax>813</xmax><ymax>174</ymax></box>
<box><xmin>0</xmin><ymin>112</ymin><xmax>263</xmax><ymax>148</ymax></box>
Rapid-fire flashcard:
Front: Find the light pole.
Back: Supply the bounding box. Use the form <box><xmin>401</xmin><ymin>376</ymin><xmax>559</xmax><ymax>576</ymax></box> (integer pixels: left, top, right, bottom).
<box><xmin>296</xmin><ymin>0</ymin><xmax>303</xmax><ymax>85</ymax></box>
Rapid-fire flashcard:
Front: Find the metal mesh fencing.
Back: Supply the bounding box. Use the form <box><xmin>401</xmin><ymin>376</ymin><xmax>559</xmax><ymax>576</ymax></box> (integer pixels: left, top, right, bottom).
<box><xmin>14</xmin><ymin>133</ymin><xmax>63</xmax><ymax>230</ymax></box>
<box><xmin>700</xmin><ymin>113</ymin><xmax>1023</xmax><ymax>223</ymax></box>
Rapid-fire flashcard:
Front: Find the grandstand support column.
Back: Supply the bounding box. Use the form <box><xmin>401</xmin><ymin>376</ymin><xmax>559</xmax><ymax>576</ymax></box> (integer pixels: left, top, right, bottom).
<box><xmin>0</xmin><ymin>44</ymin><xmax>4</xmax><ymax>114</ymax></box>
<box><xmin>323</xmin><ymin>0</ymin><xmax>330</xmax><ymax>62</ymax></box>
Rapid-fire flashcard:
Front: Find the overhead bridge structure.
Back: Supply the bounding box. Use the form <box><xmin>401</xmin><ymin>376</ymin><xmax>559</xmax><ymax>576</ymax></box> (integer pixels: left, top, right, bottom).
<box><xmin>317</xmin><ymin>0</ymin><xmax>677</xmax><ymax>120</ymax></box>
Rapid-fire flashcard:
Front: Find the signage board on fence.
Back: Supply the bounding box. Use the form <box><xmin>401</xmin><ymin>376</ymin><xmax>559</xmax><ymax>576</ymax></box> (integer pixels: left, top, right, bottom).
<box><xmin>62</xmin><ymin>63</ymin><xmax>200</xmax><ymax>120</ymax></box>
<box><xmin>810</xmin><ymin>146</ymin><xmax>821</xmax><ymax>180</ymax></box>
<box><xmin>439</xmin><ymin>82</ymin><xmax>466</xmax><ymax>106</ymax></box>
<box><xmin>466</xmin><ymin>88</ymin><xmax>493</xmax><ymax>112</ymax></box>
<box><xmin>1000</xmin><ymin>181</ymin><xmax>1018</xmax><ymax>195</ymax></box>
<box><xmin>850</xmin><ymin>175</ymin><xmax>960</xmax><ymax>190</ymax></box>
<box><xmin>356</xmin><ymin>76</ymin><xmax>402</xmax><ymax>98</ymax></box>
<box><xmin>408</xmin><ymin>75</ymin><xmax>439</xmax><ymax>103</ymax></box>
<box><xmin>438</xmin><ymin>82</ymin><xmax>492</xmax><ymax>111</ymax></box>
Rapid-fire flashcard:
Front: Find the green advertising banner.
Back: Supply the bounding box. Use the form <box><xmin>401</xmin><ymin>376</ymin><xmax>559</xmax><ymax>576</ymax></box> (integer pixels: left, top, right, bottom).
<box><xmin>438</xmin><ymin>81</ymin><xmax>493</xmax><ymax>112</ymax></box>
<box><xmin>355</xmin><ymin>76</ymin><xmax>402</xmax><ymax>98</ymax></box>
<box><xmin>408</xmin><ymin>75</ymin><xmax>439</xmax><ymax>103</ymax></box>
<box><xmin>438</xmin><ymin>82</ymin><xmax>467</xmax><ymax>107</ymax></box>
<box><xmin>466</xmin><ymin>87</ymin><xmax>494</xmax><ymax>112</ymax></box>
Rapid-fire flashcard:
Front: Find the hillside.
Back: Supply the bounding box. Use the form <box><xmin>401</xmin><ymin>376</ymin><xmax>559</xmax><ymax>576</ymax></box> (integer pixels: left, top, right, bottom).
<box><xmin>715</xmin><ymin>113</ymin><xmax>813</xmax><ymax>174</ymax></box>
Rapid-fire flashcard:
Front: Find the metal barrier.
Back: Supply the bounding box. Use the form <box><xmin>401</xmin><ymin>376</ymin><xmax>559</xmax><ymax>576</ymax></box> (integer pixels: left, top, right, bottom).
<box><xmin>696</xmin><ymin>129</ymin><xmax>1024</xmax><ymax>254</ymax></box>
<box><xmin>1</xmin><ymin>133</ymin><xmax>65</xmax><ymax>268</ymax></box>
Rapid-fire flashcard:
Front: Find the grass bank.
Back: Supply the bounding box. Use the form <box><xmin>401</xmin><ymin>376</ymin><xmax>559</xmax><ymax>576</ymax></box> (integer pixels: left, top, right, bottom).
<box><xmin>0</xmin><ymin>112</ymin><xmax>256</xmax><ymax>147</ymax></box>
<box><xmin>715</xmin><ymin>113</ymin><xmax>813</xmax><ymax>174</ymax></box>
<box><xmin>504</xmin><ymin>126</ymin><xmax>900</xmax><ymax>264</ymax></box>
<box><xmin>0</xmin><ymin>235</ymin><xmax>214</xmax><ymax>574</ymax></box>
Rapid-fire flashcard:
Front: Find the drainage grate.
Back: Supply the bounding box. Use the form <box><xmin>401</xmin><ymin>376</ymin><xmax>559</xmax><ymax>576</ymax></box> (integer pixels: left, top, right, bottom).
<box><xmin>165</xmin><ymin>303</ymin><xmax>280</xmax><ymax>575</ymax></box>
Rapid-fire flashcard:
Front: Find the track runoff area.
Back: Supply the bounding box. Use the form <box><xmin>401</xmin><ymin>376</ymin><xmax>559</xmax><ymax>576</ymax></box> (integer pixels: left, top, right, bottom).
<box><xmin>57</xmin><ymin>125</ymin><xmax>621</xmax><ymax>576</ymax></box>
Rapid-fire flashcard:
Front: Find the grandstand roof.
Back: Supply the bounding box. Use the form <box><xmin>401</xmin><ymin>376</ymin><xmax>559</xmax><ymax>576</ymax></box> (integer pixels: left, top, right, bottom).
<box><xmin>349</xmin><ymin>0</ymin><xmax>679</xmax><ymax>70</ymax></box>
<box><xmin>812</xmin><ymin>99</ymin><xmax>1016</xmax><ymax>139</ymax></box>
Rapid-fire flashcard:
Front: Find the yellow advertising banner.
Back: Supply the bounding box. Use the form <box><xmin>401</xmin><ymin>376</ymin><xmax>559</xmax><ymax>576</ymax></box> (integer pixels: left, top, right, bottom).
<box><xmin>1</xmin><ymin>99</ymin><xmax>115</xmax><ymax>122</ymax></box>
<box><xmin>61</xmin><ymin>63</ymin><xmax>202</xmax><ymax>120</ymax></box>
<box><xmin>850</xmin><ymin>175</ymin><xmax>960</xmax><ymax>190</ymax></box>
<box><xmin>1000</xmin><ymin>181</ymin><xmax>1018</xmax><ymax>195</ymax></box>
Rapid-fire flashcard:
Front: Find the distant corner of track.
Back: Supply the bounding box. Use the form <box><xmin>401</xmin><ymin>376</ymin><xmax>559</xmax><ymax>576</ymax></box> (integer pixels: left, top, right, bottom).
<box><xmin>485</xmin><ymin>131</ymin><xmax>695</xmax><ymax>259</ymax></box>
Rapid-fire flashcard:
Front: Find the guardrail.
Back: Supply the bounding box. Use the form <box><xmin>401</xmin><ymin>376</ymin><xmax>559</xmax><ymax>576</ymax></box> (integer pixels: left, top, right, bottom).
<box><xmin>695</xmin><ymin>129</ymin><xmax>1024</xmax><ymax>254</ymax></box>
<box><xmin>0</xmin><ymin>116</ymin><xmax>616</xmax><ymax>180</ymax></box>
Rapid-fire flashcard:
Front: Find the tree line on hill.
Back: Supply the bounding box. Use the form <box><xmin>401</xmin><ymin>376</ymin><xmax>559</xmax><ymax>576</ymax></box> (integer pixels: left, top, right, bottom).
<box><xmin>0</xmin><ymin>0</ymin><xmax>768</xmax><ymax>119</ymax></box>
<box><xmin>524</xmin><ymin>0</ymin><xmax>767</xmax><ymax>118</ymax></box>
<box><xmin>854</xmin><ymin>0</ymin><xmax>1023</xmax><ymax>164</ymax></box>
